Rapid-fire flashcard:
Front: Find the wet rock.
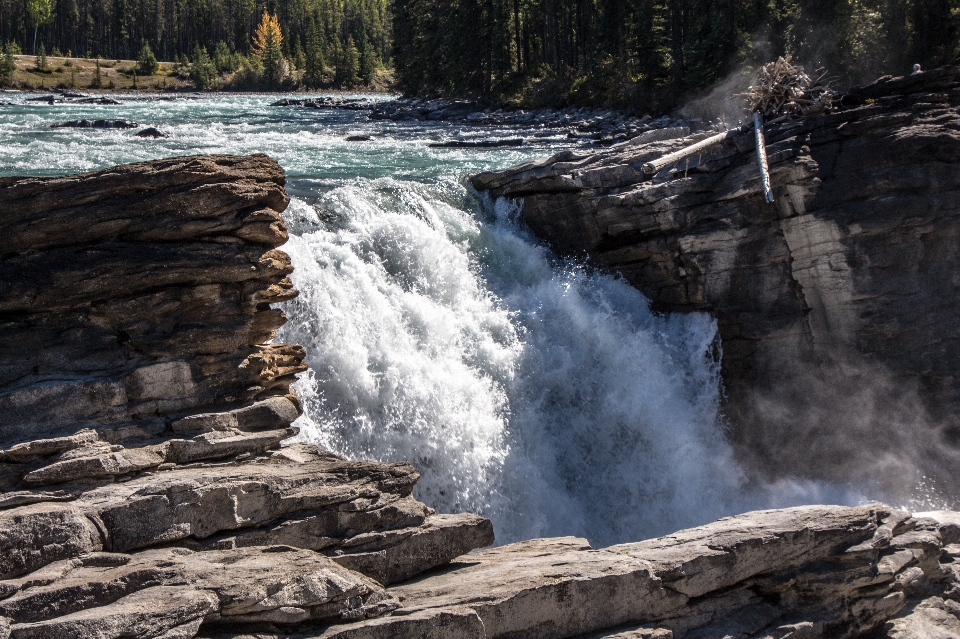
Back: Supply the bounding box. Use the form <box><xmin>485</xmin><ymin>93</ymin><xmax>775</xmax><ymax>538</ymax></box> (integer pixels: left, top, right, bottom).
<box><xmin>387</xmin><ymin>504</ymin><xmax>960</xmax><ymax>639</ymax></box>
<box><xmin>428</xmin><ymin>138</ymin><xmax>523</xmax><ymax>148</ymax></box>
<box><xmin>345</xmin><ymin>135</ymin><xmax>372</xmax><ymax>142</ymax></box>
<box><xmin>5</xmin><ymin>151</ymin><xmax>960</xmax><ymax>639</ymax></box>
<box><xmin>51</xmin><ymin>119</ymin><xmax>138</xmax><ymax>129</ymax></box>
<box><xmin>0</xmin><ymin>155</ymin><xmax>496</xmax><ymax>637</ymax></box>
<box><xmin>74</xmin><ymin>96</ymin><xmax>122</xmax><ymax>105</ymax></box>
<box><xmin>137</xmin><ymin>127</ymin><xmax>167</xmax><ymax>138</ymax></box>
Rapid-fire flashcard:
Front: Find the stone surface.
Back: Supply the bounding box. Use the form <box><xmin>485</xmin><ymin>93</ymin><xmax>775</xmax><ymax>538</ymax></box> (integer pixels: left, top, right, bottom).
<box><xmin>469</xmin><ymin>66</ymin><xmax>960</xmax><ymax>497</ymax></box>
<box><xmin>4</xmin><ymin>144</ymin><xmax>960</xmax><ymax>639</ymax></box>
<box><xmin>383</xmin><ymin>505</ymin><xmax>960</xmax><ymax>639</ymax></box>
<box><xmin>0</xmin><ymin>155</ymin><xmax>495</xmax><ymax>638</ymax></box>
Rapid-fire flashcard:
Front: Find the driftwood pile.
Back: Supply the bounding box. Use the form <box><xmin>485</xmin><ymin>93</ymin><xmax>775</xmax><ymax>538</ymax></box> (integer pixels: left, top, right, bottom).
<box><xmin>744</xmin><ymin>56</ymin><xmax>834</xmax><ymax>119</ymax></box>
<box><xmin>643</xmin><ymin>57</ymin><xmax>837</xmax><ymax>202</ymax></box>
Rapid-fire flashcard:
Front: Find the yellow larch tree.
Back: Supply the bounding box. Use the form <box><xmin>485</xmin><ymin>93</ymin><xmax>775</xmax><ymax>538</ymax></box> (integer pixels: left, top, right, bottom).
<box><xmin>251</xmin><ymin>11</ymin><xmax>286</xmax><ymax>86</ymax></box>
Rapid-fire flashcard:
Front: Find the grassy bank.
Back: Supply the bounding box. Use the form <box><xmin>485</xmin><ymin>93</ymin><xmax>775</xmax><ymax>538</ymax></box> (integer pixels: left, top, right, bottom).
<box><xmin>4</xmin><ymin>55</ymin><xmax>394</xmax><ymax>93</ymax></box>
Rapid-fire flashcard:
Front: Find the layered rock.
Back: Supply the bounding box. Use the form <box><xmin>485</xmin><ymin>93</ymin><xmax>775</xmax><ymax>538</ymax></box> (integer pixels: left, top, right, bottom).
<box><xmin>0</xmin><ymin>155</ymin><xmax>494</xmax><ymax>638</ymax></box>
<box><xmin>192</xmin><ymin>504</ymin><xmax>960</xmax><ymax>639</ymax></box>
<box><xmin>469</xmin><ymin>66</ymin><xmax>960</xmax><ymax>496</ymax></box>
<box><xmin>4</xmin><ymin>149</ymin><xmax>960</xmax><ymax>639</ymax></box>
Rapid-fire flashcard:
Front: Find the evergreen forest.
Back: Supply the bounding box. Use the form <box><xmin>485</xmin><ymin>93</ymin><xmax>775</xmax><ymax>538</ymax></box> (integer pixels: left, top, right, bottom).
<box><xmin>0</xmin><ymin>0</ymin><xmax>957</xmax><ymax>108</ymax></box>
<box><xmin>0</xmin><ymin>0</ymin><xmax>389</xmax><ymax>88</ymax></box>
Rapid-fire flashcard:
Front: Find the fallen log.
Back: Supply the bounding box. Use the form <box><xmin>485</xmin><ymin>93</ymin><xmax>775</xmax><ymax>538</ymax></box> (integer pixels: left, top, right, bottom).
<box><xmin>754</xmin><ymin>111</ymin><xmax>775</xmax><ymax>203</ymax></box>
<box><xmin>641</xmin><ymin>126</ymin><xmax>746</xmax><ymax>175</ymax></box>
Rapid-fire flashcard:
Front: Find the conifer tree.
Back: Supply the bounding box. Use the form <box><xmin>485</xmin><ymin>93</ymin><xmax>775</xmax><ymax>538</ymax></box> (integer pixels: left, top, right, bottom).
<box><xmin>0</xmin><ymin>44</ymin><xmax>16</xmax><ymax>87</ymax></box>
<box><xmin>252</xmin><ymin>11</ymin><xmax>286</xmax><ymax>86</ymax></box>
<box><xmin>90</xmin><ymin>57</ymin><xmax>102</xmax><ymax>88</ymax></box>
<box><xmin>190</xmin><ymin>45</ymin><xmax>215</xmax><ymax>89</ymax></box>
<box><xmin>34</xmin><ymin>42</ymin><xmax>47</xmax><ymax>71</ymax></box>
<box><xmin>136</xmin><ymin>42</ymin><xmax>158</xmax><ymax>75</ymax></box>
<box><xmin>335</xmin><ymin>36</ymin><xmax>360</xmax><ymax>88</ymax></box>
<box><xmin>304</xmin><ymin>21</ymin><xmax>325</xmax><ymax>87</ymax></box>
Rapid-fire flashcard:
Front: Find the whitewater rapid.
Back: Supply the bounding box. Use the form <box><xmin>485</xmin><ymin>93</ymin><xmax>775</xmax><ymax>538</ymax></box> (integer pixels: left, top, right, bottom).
<box><xmin>276</xmin><ymin>178</ymin><xmax>863</xmax><ymax>546</ymax></box>
<box><xmin>0</xmin><ymin>93</ymin><xmax>866</xmax><ymax>546</ymax></box>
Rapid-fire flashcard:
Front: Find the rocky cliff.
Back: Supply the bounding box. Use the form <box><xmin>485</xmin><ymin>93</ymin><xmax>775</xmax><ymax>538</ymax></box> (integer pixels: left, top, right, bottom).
<box><xmin>3</xmin><ymin>154</ymin><xmax>960</xmax><ymax>639</ymax></box>
<box><xmin>470</xmin><ymin>66</ymin><xmax>960</xmax><ymax>501</ymax></box>
<box><xmin>0</xmin><ymin>155</ymin><xmax>493</xmax><ymax>637</ymax></box>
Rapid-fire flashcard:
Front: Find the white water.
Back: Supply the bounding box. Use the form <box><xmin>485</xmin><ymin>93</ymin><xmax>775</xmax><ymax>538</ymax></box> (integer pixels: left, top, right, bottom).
<box><xmin>278</xmin><ymin>179</ymin><xmax>863</xmax><ymax>546</ymax></box>
<box><xmin>0</xmin><ymin>93</ymin><xmax>866</xmax><ymax>546</ymax></box>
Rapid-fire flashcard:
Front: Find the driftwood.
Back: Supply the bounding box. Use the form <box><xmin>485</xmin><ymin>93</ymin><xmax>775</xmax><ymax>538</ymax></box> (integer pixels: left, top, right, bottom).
<box><xmin>754</xmin><ymin>112</ymin><xmax>774</xmax><ymax>203</ymax></box>
<box><xmin>641</xmin><ymin>126</ymin><xmax>745</xmax><ymax>175</ymax></box>
<box><xmin>744</xmin><ymin>57</ymin><xmax>833</xmax><ymax>119</ymax></box>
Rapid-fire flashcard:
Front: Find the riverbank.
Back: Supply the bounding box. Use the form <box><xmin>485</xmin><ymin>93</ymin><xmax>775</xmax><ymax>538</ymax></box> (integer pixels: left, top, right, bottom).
<box><xmin>2</xmin><ymin>54</ymin><xmax>394</xmax><ymax>93</ymax></box>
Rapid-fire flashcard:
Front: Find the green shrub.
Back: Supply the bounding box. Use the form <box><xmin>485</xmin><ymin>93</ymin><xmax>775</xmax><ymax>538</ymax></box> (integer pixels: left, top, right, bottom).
<box><xmin>190</xmin><ymin>45</ymin><xmax>216</xmax><ymax>89</ymax></box>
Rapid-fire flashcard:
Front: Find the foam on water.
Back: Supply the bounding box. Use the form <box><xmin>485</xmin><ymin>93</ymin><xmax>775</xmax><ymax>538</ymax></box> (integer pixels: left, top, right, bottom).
<box><xmin>278</xmin><ymin>180</ymin><xmax>865</xmax><ymax>545</ymax></box>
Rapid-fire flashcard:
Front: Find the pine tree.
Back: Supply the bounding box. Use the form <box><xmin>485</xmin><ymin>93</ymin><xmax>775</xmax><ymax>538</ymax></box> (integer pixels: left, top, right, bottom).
<box><xmin>334</xmin><ymin>37</ymin><xmax>360</xmax><ymax>88</ymax></box>
<box><xmin>213</xmin><ymin>41</ymin><xmax>235</xmax><ymax>74</ymax></box>
<box><xmin>136</xmin><ymin>42</ymin><xmax>158</xmax><ymax>75</ymax></box>
<box><xmin>190</xmin><ymin>45</ymin><xmax>215</xmax><ymax>89</ymax></box>
<box><xmin>357</xmin><ymin>30</ymin><xmax>376</xmax><ymax>84</ymax></box>
<box><xmin>0</xmin><ymin>43</ymin><xmax>16</xmax><ymax>87</ymax></box>
<box><xmin>304</xmin><ymin>21</ymin><xmax>325</xmax><ymax>87</ymax></box>
<box><xmin>90</xmin><ymin>57</ymin><xmax>102</xmax><ymax>88</ymax></box>
<box><xmin>34</xmin><ymin>42</ymin><xmax>47</xmax><ymax>71</ymax></box>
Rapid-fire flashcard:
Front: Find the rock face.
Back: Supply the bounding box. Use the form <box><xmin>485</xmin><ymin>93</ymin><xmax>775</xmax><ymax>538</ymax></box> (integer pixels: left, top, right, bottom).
<box><xmin>469</xmin><ymin>66</ymin><xmax>960</xmax><ymax>497</ymax></box>
<box><xmin>0</xmin><ymin>155</ymin><xmax>494</xmax><ymax>638</ymax></box>
<box><xmin>4</xmin><ymin>153</ymin><xmax>960</xmax><ymax>639</ymax></box>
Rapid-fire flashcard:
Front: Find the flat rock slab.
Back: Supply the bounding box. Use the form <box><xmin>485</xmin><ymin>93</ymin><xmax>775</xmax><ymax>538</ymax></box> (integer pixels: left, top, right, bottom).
<box><xmin>608</xmin><ymin>504</ymin><xmax>884</xmax><ymax>597</ymax></box>
<box><xmin>0</xmin><ymin>546</ymin><xmax>395</xmax><ymax>625</ymax></box>
<box><xmin>392</xmin><ymin>537</ymin><xmax>688</xmax><ymax>639</ymax></box>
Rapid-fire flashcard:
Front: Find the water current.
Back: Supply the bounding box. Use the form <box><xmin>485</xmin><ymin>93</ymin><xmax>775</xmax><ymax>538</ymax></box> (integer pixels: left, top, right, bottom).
<box><xmin>0</xmin><ymin>93</ymin><xmax>865</xmax><ymax>546</ymax></box>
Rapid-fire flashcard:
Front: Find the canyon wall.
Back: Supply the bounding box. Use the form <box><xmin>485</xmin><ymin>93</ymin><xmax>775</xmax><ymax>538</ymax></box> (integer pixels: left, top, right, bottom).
<box><xmin>2</xmin><ymin>154</ymin><xmax>960</xmax><ymax>638</ymax></box>
<box><xmin>471</xmin><ymin>66</ymin><xmax>960</xmax><ymax>499</ymax></box>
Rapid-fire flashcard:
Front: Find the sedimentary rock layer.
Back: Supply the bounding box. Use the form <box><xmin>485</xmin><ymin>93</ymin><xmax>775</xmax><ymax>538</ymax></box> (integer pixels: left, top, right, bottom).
<box><xmin>469</xmin><ymin>66</ymin><xmax>960</xmax><ymax>494</ymax></box>
<box><xmin>190</xmin><ymin>505</ymin><xmax>960</xmax><ymax>639</ymax></box>
<box><xmin>3</xmin><ymin>151</ymin><xmax>960</xmax><ymax>639</ymax></box>
<box><xmin>0</xmin><ymin>155</ymin><xmax>495</xmax><ymax>638</ymax></box>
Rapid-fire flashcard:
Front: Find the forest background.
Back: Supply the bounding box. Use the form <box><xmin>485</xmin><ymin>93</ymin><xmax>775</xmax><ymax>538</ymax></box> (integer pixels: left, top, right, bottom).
<box><xmin>0</xmin><ymin>0</ymin><xmax>958</xmax><ymax>112</ymax></box>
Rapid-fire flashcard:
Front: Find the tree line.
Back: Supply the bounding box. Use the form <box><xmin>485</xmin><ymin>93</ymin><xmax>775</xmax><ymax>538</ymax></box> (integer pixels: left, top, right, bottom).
<box><xmin>0</xmin><ymin>0</ymin><xmax>956</xmax><ymax>103</ymax></box>
<box><xmin>0</xmin><ymin>0</ymin><xmax>389</xmax><ymax>87</ymax></box>
<box><xmin>392</xmin><ymin>0</ymin><xmax>959</xmax><ymax>112</ymax></box>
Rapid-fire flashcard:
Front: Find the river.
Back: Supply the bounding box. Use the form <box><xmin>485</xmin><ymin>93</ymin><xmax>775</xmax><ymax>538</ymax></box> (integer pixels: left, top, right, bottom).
<box><xmin>0</xmin><ymin>93</ymin><xmax>865</xmax><ymax>545</ymax></box>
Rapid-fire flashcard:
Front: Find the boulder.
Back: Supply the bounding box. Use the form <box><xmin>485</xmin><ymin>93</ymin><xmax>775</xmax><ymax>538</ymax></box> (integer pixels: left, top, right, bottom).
<box><xmin>137</xmin><ymin>127</ymin><xmax>167</xmax><ymax>138</ymax></box>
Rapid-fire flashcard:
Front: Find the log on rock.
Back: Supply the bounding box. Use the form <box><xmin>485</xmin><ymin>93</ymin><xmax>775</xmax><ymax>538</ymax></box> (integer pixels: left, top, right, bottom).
<box><xmin>641</xmin><ymin>126</ymin><xmax>745</xmax><ymax>175</ymax></box>
<box><xmin>465</xmin><ymin>69</ymin><xmax>960</xmax><ymax>494</ymax></box>
<box><xmin>753</xmin><ymin>111</ymin><xmax>775</xmax><ymax>203</ymax></box>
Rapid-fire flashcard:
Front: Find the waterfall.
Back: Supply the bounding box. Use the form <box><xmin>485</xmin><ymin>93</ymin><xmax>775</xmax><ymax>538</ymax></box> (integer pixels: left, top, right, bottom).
<box><xmin>278</xmin><ymin>177</ymin><xmax>852</xmax><ymax>546</ymax></box>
